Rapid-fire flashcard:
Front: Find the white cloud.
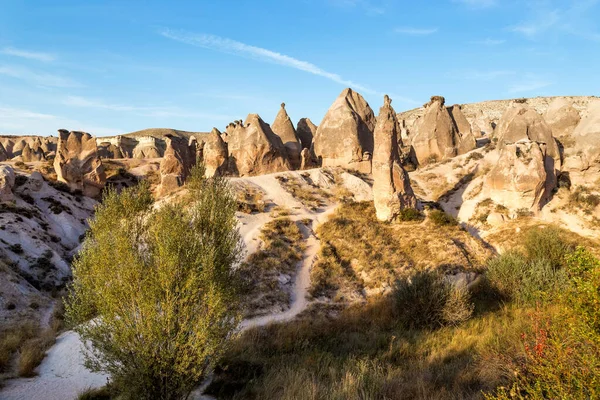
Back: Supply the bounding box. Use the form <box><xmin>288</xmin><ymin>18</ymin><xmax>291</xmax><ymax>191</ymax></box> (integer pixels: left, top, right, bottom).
<box><xmin>1</xmin><ymin>47</ymin><xmax>56</xmax><ymax>62</ymax></box>
<box><xmin>509</xmin><ymin>9</ymin><xmax>560</xmax><ymax>37</ymax></box>
<box><xmin>453</xmin><ymin>0</ymin><xmax>497</xmax><ymax>8</ymax></box>
<box><xmin>329</xmin><ymin>0</ymin><xmax>385</xmax><ymax>15</ymax></box>
<box><xmin>159</xmin><ymin>29</ymin><xmax>376</xmax><ymax>94</ymax></box>
<box><xmin>471</xmin><ymin>38</ymin><xmax>506</xmax><ymax>45</ymax></box>
<box><xmin>0</xmin><ymin>65</ymin><xmax>80</xmax><ymax>88</ymax></box>
<box><xmin>507</xmin><ymin>80</ymin><xmax>553</xmax><ymax>94</ymax></box>
<box><xmin>63</xmin><ymin>95</ymin><xmax>235</xmax><ymax>120</ymax></box>
<box><xmin>394</xmin><ymin>27</ymin><xmax>438</xmax><ymax>35</ymax></box>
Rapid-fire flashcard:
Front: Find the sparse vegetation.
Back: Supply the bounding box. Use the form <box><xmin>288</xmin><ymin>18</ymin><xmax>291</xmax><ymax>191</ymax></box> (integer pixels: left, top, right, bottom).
<box><xmin>276</xmin><ymin>174</ymin><xmax>325</xmax><ymax>211</ymax></box>
<box><xmin>568</xmin><ymin>185</ymin><xmax>600</xmax><ymax>214</ymax></box>
<box><xmin>428</xmin><ymin>209</ymin><xmax>458</xmax><ymax>226</ymax></box>
<box><xmin>236</xmin><ymin>185</ymin><xmax>266</xmax><ymax>213</ymax></box>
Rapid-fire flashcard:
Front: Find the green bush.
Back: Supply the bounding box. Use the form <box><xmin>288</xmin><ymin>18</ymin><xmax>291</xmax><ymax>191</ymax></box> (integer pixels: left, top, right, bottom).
<box><xmin>398</xmin><ymin>207</ymin><xmax>423</xmax><ymax>221</ymax></box>
<box><xmin>524</xmin><ymin>227</ymin><xmax>573</xmax><ymax>270</ymax></box>
<box><xmin>392</xmin><ymin>271</ymin><xmax>473</xmax><ymax>329</ymax></box>
<box><xmin>428</xmin><ymin>209</ymin><xmax>458</xmax><ymax>226</ymax></box>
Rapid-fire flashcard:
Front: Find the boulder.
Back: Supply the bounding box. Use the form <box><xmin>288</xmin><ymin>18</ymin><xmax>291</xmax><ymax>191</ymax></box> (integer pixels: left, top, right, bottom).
<box><xmin>272</xmin><ymin>103</ymin><xmax>301</xmax><ymax>169</ymax></box>
<box><xmin>448</xmin><ymin>104</ymin><xmax>477</xmax><ymax>155</ymax></box>
<box><xmin>158</xmin><ymin>136</ymin><xmax>197</xmax><ymax>195</ymax></box>
<box><xmin>411</xmin><ymin>96</ymin><xmax>459</xmax><ymax>165</ymax></box>
<box><xmin>296</xmin><ymin>118</ymin><xmax>317</xmax><ymax>150</ymax></box>
<box><xmin>54</xmin><ymin>129</ymin><xmax>106</xmax><ymax>197</ymax></box>
<box><xmin>543</xmin><ymin>98</ymin><xmax>581</xmax><ymax>139</ymax></box>
<box><xmin>0</xmin><ymin>165</ymin><xmax>15</xmax><ymax>202</ymax></box>
<box><xmin>486</xmin><ymin>212</ymin><xmax>505</xmax><ymax>226</ymax></box>
<box><xmin>313</xmin><ymin>88</ymin><xmax>375</xmax><ymax>173</ymax></box>
<box><xmin>372</xmin><ymin>95</ymin><xmax>418</xmax><ymax>222</ymax></box>
<box><xmin>201</xmin><ymin>128</ymin><xmax>228</xmax><ymax>177</ymax></box>
<box><xmin>225</xmin><ymin>114</ymin><xmax>291</xmax><ymax>176</ymax></box>
<box><xmin>484</xmin><ymin>140</ymin><xmax>555</xmax><ymax>211</ymax></box>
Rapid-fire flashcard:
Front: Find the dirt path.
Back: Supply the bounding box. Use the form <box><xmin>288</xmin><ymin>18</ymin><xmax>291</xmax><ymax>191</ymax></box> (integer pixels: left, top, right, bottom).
<box><xmin>1</xmin><ymin>170</ymin><xmax>337</xmax><ymax>400</ymax></box>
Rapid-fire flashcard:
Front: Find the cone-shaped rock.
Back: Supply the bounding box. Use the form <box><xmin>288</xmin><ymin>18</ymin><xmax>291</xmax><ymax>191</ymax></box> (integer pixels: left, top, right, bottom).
<box><xmin>0</xmin><ymin>143</ymin><xmax>8</xmax><ymax>162</ymax></box>
<box><xmin>567</xmin><ymin>100</ymin><xmax>600</xmax><ymax>171</ymax></box>
<box><xmin>411</xmin><ymin>96</ymin><xmax>459</xmax><ymax>165</ymax></box>
<box><xmin>484</xmin><ymin>140</ymin><xmax>555</xmax><ymax>211</ymax></box>
<box><xmin>54</xmin><ymin>130</ymin><xmax>106</xmax><ymax>197</ymax></box>
<box><xmin>313</xmin><ymin>88</ymin><xmax>375</xmax><ymax>173</ymax></box>
<box><xmin>448</xmin><ymin>104</ymin><xmax>477</xmax><ymax>155</ymax></box>
<box><xmin>373</xmin><ymin>95</ymin><xmax>418</xmax><ymax>222</ymax></box>
<box><xmin>201</xmin><ymin>128</ymin><xmax>228</xmax><ymax>177</ymax></box>
<box><xmin>0</xmin><ymin>165</ymin><xmax>15</xmax><ymax>202</ymax></box>
<box><xmin>472</xmin><ymin>110</ymin><xmax>494</xmax><ymax>137</ymax></box>
<box><xmin>158</xmin><ymin>135</ymin><xmax>197</xmax><ymax>195</ymax></box>
<box><xmin>226</xmin><ymin>114</ymin><xmax>291</xmax><ymax>176</ymax></box>
<box><xmin>297</xmin><ymin>118</ymin><xmax>317</xmax><ymax>149</ymax></box>
<box><xmin>543</xmin><ymin>98</ymin><xmax>581</xmax><ymax>138</ymax></box>
<box><xmin>272</xmin><ymin>103</ymin><xmax>301</xmax><ymax>169</ymax></box>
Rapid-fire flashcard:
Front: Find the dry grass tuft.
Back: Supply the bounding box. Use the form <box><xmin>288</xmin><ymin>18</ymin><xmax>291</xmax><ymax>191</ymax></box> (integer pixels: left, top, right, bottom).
<box><xmin>276</xmin><ymin>175</ymin><xmax>326</xmax><ymax>211</ymax></box>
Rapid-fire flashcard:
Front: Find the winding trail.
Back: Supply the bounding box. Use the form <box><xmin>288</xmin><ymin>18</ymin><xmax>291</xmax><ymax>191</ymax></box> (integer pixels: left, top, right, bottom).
<box><xmin>0</xmin><ymin>170</ymin><xmax>337</xmax><ymax>400</ymax></box>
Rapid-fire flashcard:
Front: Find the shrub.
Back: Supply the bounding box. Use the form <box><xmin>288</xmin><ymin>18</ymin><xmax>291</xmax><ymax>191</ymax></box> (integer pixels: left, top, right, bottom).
<box><xmin>14</xmin><ymin>175</ymin><xmax>28</xmax><ymax>187</ymax></box>
<box><xmin>428</xmin><ymin>209</ymin><xmax>458</xmax><ymax>226</ymax></box>
<box><xmin>398</xmin><ymin>207</ymin><xmax>423</xmax><ymax>221</ymax></box>
<box><xmin>392</xmin><ymin>271</ymin><xmax>473</xmax><ymax>329</ymax></box>
<box><xmin>66</xmin><ymin>164</ymin><xmax>243</xmax><ymax>400</ymax></box>
<box><xmin>8</xmin><ymin>243</ymin><xmax>23</xmax><ymax>254</ymax></box>
<box><xmin>0</xmin><ymin>321</ymin><xmax>39</xmax><ymax>373</ymax></box>
<box><xmin>78</xmin><ymin>386</ymin><xmax>112</xmax><ymax>400</ymax></box>
<box><xmin>523</xmin><ymin>227</ymin><xmax>573</xmax><ymax>270</ymax></box>
<box><xmin>466</xmin><ymin>152</ymin><xmax>485</xmax><ymax>162</ymax></box>
<box><xmin>17</xmin><ymin>330</ymin><xmax>56</xmax><ymax>377</ymax></box>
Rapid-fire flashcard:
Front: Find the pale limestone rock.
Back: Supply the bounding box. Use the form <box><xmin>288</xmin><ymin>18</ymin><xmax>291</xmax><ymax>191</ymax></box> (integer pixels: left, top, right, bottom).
<box><xmin>225</xmin><ymin>114</ymin><xmax>291</xmax><ymax>176</ymax></box>
<box><xmin>54</xmin><ymin>130</ymin><xmax>106</xmax><ymax>197</ymax></box>
<box><xmin>0</xmin><ymin>165</ymin><xmax>15</xmax><ymax>202</ymax></box>
<box><xmin>313</xmin><ymin>88</ymin><xmax>375</xmax><ymax>173</ymax></box>
<box><xmin>272</xmin><ymin>103</ymin><xmax>301</xmax><ymax>169</ymax></box>
<box><xmin>372</xmin><ymin>95</ymin><xmax>418</xmax><ymax>221</ymax></box>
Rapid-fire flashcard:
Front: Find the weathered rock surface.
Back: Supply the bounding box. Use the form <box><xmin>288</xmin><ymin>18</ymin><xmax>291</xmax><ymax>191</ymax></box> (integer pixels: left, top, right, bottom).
<box><xmin>0</xmin><ymin>143</ymin><xmax>7</xmax><ymax>162</ymax></box>
<box><xmin>200</xmin><ymin>128</ymin><xmax>228</xmax><ymax>177</ymax></box>
<box><xmin>272</xmin><ymin>103</ymin><xmax>301</xmax><ymax>169</ymax></box>
<box><xmin>132</xmin><ymin>136</ymin><xmax>163</xmax><ymax>159</ymax></box>
<box><xmin>54</xmin><ymin>130</ymin><xmax>106</xmax><ymax>197</ymax></box>
<box><xmin>565</xmin><ymin>100</ymin><xmax>600</xmax><ymax>171</ymax></box>
<box><xmin>158</xmin><ymin>136</ymin><xmax>197</xmax><ymax>195</ymax></box>
<box><xmin>313</xmin><ymin>88</ymin><xmax>375</xmax><ymax>172</ymax></box>
<box><xmin>495</xmin><ymin>105</ymin><xmax>560</xmax><ymax>160</ymax></box>
<box><xmin>296</xmin><ymin>118</ymin><xmax>317</xmax><ymax>150</ymax></box>
<box><xmin>21</xmin><ymin>143</ymin><xmax>45</xmax><ymax>162</ymax></box>
<box><xmin>0</xmin><ymin>165</ymin><xmax>16</xmax><ymax>202</ymax></box>
<box><xmin>25</xmin><ymin>171</ymin><xmax>44</xmax><ymax>192</ymax></box>
<box><xmin>484</xmin><ymin>141</ymin><xmax>555</xmax><ymax>211</ymax></box>
<box><xmin>411</xmin><ymin>96</ymin><xmax>459</xmax><ymax>165</ymax></box>
<box><xmin>448</xmin><ymin>104</ymin><xmax>477</xmax><ymax>155</ymax></box>
<box><xmin>471</xmin><ymin>110</ymin><xmax>494</xmax><ymax>137</ymax></box>
<box><xmin>372</xmin><ymin>95</ymin><xmax>418</xmax><ymax>221</ymax></box>
<box><xmin>544</xmin><ymin>98</ymin><xmax>581</xmax><ymax>139</ymax></box>
<box><xmin>225</xmin><ymin>114</ymin><xmax>291</xmax><ymax>176</ymax></box>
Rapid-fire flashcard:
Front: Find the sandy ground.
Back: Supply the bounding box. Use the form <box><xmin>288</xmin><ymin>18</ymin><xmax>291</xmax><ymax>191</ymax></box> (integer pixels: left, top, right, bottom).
<box><xmin>1</xmin><ymin>169</ymin><xmax>340</xmax><ymax>400</ymax></box>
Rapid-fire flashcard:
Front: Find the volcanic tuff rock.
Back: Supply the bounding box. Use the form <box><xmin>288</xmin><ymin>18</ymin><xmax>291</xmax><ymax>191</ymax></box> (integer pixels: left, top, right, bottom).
<box><xmin>410</xmin><ymin>96</ymin><xmax>459</xmax><ymax>165</ymax></box>
<box><xmin>158</xmin><ymin>135</ymin><xmax>197</xmax><ymax>195</ymax></box>
<box><xmin>0</xmin><ymin>143</ymin><xmax>9</xmax><ymax>162</ymax></box>
<box><xmin>471</xmin><ymin>109</ymin><xmax>494</xmax><ymax>137</ymax></box>
<box><xmin>313</xmin><ymin>88</ymin><xmax>375</xmax><ymax>173</ymax></box>
<box><xmin>0</xmin><ymin>165</ymin><xmax>16</xmax><ymax>202</ymax></box>
<box><xmin>225</xmin><ymin>114</ymin><xmax>291</xmax><ymax>176</ymax></box>
<box><xmin>272</xmin><ymin>103</ymin><xmax>301</xmax><ymax>170</ymax></box>
<box><xmin>448</xmin><ymin>104</ymin><xmax>477</xmax><ymax>155</ymax></box>
<box><xmin>372</xmin><ymin>95</ymin><xmax>418</xmax><ymax>221</ymax></box>
<box><xmin>565</xmin><ymin>100</ymin><xmax>600</xmax><ymax>172</ymax></box>
<box><xmin>21</xmin><ymin>143</ymin><xmax>45</xmax><ymax>162</ymax></box>
<box><xmin>132</xmin><ymin>136</ymin><xmax>163</xmax><ymax>159</ymax></box>
<box><xmin>484</xmin><ymin>141</ymin><xmax>555</xmax><ymax>211</ymax></box>
<box><xmin>54</xmin><ymin>129</ymin><xmax>107</xmax><ymax>198</ymax></box>
<box><xmin>200</xmin><ymin>128</ymin><xmax>228</xmax><ymax>177</ymax></box>
<box><xmin>296</xmin><ymin>118</ymin><xmax>317</xmax><ymax>149</ymax></box>
<box><xmin>543</xmin><ymin>98</ymin><xmax>581</xmax><ymax>139</ymax></box>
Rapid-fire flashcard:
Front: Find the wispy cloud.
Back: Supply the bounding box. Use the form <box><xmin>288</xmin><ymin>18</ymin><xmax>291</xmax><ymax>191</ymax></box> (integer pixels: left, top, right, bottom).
<box><xmin>507</xmin><ymin>80</ymin><xmax>553</xmax><ymax>94</ymax></box>
<box><xmin>159</xmin><ymin>29</ymin><xmax>375</xmax><ymax>94</ymax></box>
<box><xmin>394</xmin><ymin>27</ymin><xmax>438</xmax><ymax>35</ymax></box>
<box><xmin>453</xmin><ymin>0</ymin><xmax>497</xmax><ymax>8</ymax></box>
<box><xmin>0</xmin><ymin>106</ymin><xmax>120</xmax><ymax>136</ymax></box>
<box><xmin>1</xmin><ymin>47</ymin><xmax>56</xmax><ymax>62</ymax></box>
<box><xmin>471</xmin><ymin>38</ymin><xmax>506</xmax><ymax>45</ymax></box>
<box><xmin>0</xmin><ymin>65</ymin><xmax>80</xmax><ymax>88</ymax></box>
<box><xmin>63</xmin><ymin>95</ymin><xmax>235</xmax><ymax>120</ymax></box>
<box><xmin>509</xmin><ymin>9</ymin><xmax>560</xmax><ymax>37</ymax></box>
<box><xmin>328</xmin><ymin>0</ymin><xmax>385</xmax><ymax>15</ymax></box>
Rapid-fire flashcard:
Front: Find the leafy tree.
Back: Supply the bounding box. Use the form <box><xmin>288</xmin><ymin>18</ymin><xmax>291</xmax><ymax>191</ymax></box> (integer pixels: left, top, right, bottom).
<box><xmin>66</xmin><ymin>165</ymin><xmax>243</xmax><ymax>400</ymax></box>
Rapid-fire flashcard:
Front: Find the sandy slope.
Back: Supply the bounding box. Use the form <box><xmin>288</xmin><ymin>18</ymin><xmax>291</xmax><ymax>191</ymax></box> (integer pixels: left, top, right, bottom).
<box><xmin>1</xmin><ymin>170</ymin><xmax>340</xmax><ymax>400</ymax></box>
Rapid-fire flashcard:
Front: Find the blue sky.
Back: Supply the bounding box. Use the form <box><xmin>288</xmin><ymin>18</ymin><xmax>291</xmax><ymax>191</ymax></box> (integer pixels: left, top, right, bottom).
<box><xmin>0</xmin><ymin>0</ymin><xmax>598</xmax><ymax>136</ymax></box>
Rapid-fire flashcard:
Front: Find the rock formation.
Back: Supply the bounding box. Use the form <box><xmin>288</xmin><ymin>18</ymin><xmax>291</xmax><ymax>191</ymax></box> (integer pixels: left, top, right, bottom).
<box><xmin>372</xmin><ymin>95</ymin><xmax>418</xmax><ymax>221</ymax></box>
<box><xmin>471</xmin><ymin>110</ymin><xmax>494</xmax><ymax>137</ymax></box>
<box><xmin>410</xmin><ymin>96</ymin><xmax>459</xmax><ymax>165</ymax></box>
<box><xmin>158</xmin><ymin>136</ymin><xmax>197</xmax><ymax>195</ymax></box>
<box><xmin>272</xmin><ymin>103</ymin><xmax>301</xmax><ymax>169</ymax></box>
<box><xmin>132</xmin><ymin>136</ymin><xmax>163</xmax><ymax>159</ymax></box>
<box><xmin>200</xmin><ymin>128</ymin><xmax>228</xmax><ymax>177</ymax></box>
<box><xmin>225</xmin><ymin>114</ymin><xmax>291</xmax><ymax>176</ymax></box>
<box><xmin>543</xmin><ymin>98</ymin><xmax>581</xmax><ymax>139</ymax></box>
<box><xmin>565</xmin><ymin>100</ymin><xmax>600</xmax><ymax>171</ymax></box>
<box><xmin>300</xmin><ymin>148</ymin><xmax>319</xmax><ymax>170</ymax></box>
<box><xmin>448</xmin><ymin>104</ymin><xmax>477</xmax><ymax>155</ymax></box>
<box><xmin>484</xmin><ymin>141</ymin><xmax>555</xmax><ymax>211</ymax></box>
<box><xmin>0</xmin><ymin>143</ymin><xmax>8</xmax><ymax>162</ymax></box>
<box><xmin>313</xmin><ymin>88</ymin><xmax>375</xmax><ymax>173</ymax></box>
<box><xmin>21</xmin><ymin>143</ymin><xmax>45</xmax><ymax>162</ymax></box>
<box><xmin>25</xmin><ymin>171</ymin><xmax>44</xmax><ymax>192</ymax></box>
<box><xmin>54</xmin><ymin>130</ymin><xmax>106</xmax><ymax>197</ymax></box>
<box><xmin>296</xmin><ymin>118</ymin><xmax>317</xmax><ymax>150</ymax></box>
<box><xmin>495</xmin><ymin>105</ymin><xmax>560</xmax><ymax>160</ymax></box>
<box><xmin>0</xmin><ymin>165</ymin><xmax>15</xmax><ymax>202</ymax></box>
